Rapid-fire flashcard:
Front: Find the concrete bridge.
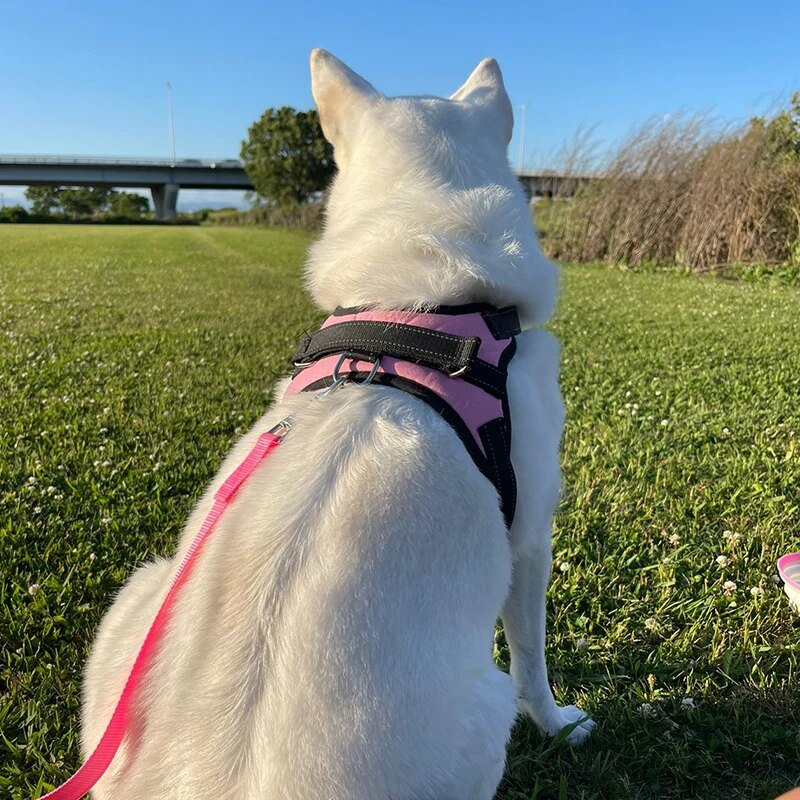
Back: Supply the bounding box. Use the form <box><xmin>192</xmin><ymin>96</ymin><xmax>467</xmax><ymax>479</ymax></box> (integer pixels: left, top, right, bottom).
<box><xmin>0</xmin><ymin>155</ymin><xmax>591</xmax><ymax>220</ymax></box>
<box><xmin>0</xmin><ymin>155</ymin><xmax>254</xmax><ymax>220</ymax></box>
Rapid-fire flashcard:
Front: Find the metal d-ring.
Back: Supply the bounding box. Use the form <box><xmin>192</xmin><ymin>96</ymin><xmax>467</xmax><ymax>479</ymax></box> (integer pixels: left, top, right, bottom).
<box><xmin>362</xmin><ymin>355</ymin><xmax>381</xmax><ymax>384</ymax></box>
<box><xmin>331</xmin><ymin>352</ymin><xmax>381</xmax><ymax>386</ymax></box>
<box><xmin>277</xmin><ymin>353</ymin><xmax>383</xmax><ymax>433</ymax></box>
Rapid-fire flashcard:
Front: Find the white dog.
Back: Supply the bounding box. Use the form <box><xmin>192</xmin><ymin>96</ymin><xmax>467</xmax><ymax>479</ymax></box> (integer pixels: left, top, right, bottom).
<box><xmin>81</xmin><ymin>50</ymin><xmax>594</xmax><ymax>800</ymax></box>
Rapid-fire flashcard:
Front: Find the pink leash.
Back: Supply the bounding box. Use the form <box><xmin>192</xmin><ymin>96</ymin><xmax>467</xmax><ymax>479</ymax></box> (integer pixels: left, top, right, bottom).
<box><xmin>39</xmin><ymin>430</ymin><xmax>283</xmax><ymax>800</ymax></box>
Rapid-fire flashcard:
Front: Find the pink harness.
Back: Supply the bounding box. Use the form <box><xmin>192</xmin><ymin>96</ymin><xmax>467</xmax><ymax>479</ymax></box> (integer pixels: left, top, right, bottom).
<box><xmin>37</xmin><ymin>303</ymin><xmax>519</xmax><ymax>799</ymax></box>
<box><xmin>287</xmin><ymin>304</ymin><xmax>519</xmax><ymax>526</ymax></box>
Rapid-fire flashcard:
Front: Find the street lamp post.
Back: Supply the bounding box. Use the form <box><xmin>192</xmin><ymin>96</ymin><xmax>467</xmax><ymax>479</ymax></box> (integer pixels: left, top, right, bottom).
<box><xmin>517</xmin><ymin>103</ymin><xmax>528</xmax><ymax>173</ymax></box>
<box><xmin>166</xmin><ymin>81</ymin><xmax>176</xmax><ymax>167</ymax></box>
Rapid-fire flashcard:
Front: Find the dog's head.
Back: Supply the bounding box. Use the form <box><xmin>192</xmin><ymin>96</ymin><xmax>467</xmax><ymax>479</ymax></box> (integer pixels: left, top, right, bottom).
<box><xmin>310</xmin><ymin>49</ymin><xmax>512</xmax><ymax>179</ymax></box>
<box><xmin>307</xmin><ymin>50</ymin><xmax>556</xmax><ymax>327</ymax></box>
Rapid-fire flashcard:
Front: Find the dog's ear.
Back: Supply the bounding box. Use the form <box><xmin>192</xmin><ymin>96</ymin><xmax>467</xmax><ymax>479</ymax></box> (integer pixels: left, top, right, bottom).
<box><xmin>310</xmin><ymin>49</ymin><xmax>379</xmax><ymax>152</ymax></box>
<box><xmin>450</xmin><ymin>58</ymin><xmax>513</xmax><ymax>145</ymax></box>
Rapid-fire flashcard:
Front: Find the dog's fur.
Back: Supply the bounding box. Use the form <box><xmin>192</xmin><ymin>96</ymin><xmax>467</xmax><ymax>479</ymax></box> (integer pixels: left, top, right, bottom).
<box><xmin>81</xmin><ymin>50</ymin><xmax>594</xmax><ymax>800</ymax></box>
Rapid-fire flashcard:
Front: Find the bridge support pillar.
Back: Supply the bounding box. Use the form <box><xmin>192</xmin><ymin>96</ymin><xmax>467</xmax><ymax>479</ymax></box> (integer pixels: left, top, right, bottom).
<box><xmin>151</xmin><ymin>183</ymin><xmax>179</xmax><ymax>221</ymax></box>
<box><xmin>518</xmin><ymin>176</ymin><xmax>534</xmax><ymax>202</ymax></box>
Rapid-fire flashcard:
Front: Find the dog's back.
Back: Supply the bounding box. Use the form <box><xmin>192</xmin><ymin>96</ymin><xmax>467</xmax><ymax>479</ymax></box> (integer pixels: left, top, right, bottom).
<box><xmin>83</xmin><ymin>387</ymin><xmax>515</xmax><ymax>798</ymax></box>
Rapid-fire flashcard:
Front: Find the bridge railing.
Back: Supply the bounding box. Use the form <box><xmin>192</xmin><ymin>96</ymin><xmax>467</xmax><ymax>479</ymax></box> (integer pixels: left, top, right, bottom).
<box><xmin>0</xmin><ymin>155</ymin><xmax>243</xmax><ymax>168</ymax></box>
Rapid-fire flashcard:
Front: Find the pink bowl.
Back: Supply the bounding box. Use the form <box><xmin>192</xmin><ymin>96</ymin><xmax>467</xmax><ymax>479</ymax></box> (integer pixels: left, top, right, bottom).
<box><xmin>777</xmin><ymin>553</ymin><xmax>800</xmax><ymax>612</ymax></box>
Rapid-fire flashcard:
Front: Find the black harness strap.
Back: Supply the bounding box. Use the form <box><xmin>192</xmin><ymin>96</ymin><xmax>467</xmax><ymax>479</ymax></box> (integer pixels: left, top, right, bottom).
<box><xmin>293</xmin><ymin>318</ymin><xmax>513</xmax><ymax>397</ymax></box>
<box><xmin>482</xmin><ymin>306</ymin><xmax>522</xmax><ymax>339</ymax></box>
<box><xmin>294</xmin><ymin>321</ymin><xmax>480</xmax><ymax>375</ymax></box>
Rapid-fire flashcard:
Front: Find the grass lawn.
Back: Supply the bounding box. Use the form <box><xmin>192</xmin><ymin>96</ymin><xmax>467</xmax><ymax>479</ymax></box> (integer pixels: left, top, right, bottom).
<box><xmin>1</xmin><ymin>225</ymin><xmax>799</xmax><ymax>799</ymax></box>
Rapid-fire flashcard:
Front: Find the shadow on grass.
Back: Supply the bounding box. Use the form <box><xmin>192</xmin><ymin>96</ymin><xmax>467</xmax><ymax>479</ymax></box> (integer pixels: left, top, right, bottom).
<box><xmin>496</xmin><ymin>669</ymin><xmax>799</xmax><ymax>800</ymax></box>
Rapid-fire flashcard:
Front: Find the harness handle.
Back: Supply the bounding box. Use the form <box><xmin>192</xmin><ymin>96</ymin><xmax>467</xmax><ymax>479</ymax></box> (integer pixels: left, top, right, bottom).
<box><xmin>293</xmin><ymin>320</ymin><xmax>480</xmax><ymax>377</ymax></box>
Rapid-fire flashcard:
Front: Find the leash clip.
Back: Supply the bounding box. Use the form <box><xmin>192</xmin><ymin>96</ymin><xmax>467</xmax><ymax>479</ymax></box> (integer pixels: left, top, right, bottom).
<box><xmin>267</xmin><ymin>417</ymin><xmax>294</xmax><ymax>438</ymax></box>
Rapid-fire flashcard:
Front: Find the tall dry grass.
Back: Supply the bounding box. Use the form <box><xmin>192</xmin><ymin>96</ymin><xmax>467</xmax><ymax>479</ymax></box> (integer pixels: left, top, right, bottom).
<box><xmin>543</xmin><ymin>101</ymin><xmax>800</xmax><ymax>271</ymax></box>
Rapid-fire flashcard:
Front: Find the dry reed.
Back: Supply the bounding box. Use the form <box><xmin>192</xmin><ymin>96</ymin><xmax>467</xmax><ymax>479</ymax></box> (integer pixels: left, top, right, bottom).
<box><xmin>542</xmin><ymin>103</ymin><xmax>800</xmax><ymax>270</ymax></box>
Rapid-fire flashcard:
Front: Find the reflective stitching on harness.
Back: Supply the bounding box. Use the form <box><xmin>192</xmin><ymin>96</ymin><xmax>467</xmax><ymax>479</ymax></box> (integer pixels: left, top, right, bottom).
<box><xmin>476</xmin><ymin>361</ymin><xmax>504</xmax><ymax>377</ymax></box>
<box><xmin>462</xmin><ymin>371</ymin><xmax>501</xmax><ymax>394</ymax></box>
<box><xmin>299</xmin><ymin>321</ymin><xmax>479</xmax><ymax>363</ymax></box>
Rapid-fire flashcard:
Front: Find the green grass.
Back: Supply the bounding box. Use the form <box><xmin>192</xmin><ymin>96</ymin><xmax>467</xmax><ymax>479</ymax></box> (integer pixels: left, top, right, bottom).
<box><xmin>1</xmin><ymin>225</ymin><xmax>799</xmax><ymax>799</ymax></box>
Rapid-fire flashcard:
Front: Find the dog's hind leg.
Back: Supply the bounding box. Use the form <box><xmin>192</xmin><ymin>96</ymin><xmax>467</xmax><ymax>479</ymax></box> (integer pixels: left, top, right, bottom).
<box><xmin>431</xmin><ymin>667</ymin><xmax>516</xmax><ymax>800</ymax></box>
<box><xmin>465</xmin><ymin>754</ymin><xmax>507</xmax><ymax>800</ymax></box>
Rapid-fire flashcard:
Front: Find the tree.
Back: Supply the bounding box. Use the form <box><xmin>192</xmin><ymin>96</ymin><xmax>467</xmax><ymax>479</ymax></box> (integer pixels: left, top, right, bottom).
<box><xmin>58</xmin><ymin>186</ymin><xmax>115</xmax><ymax>217</ymax></box>
<box><xmin>59</xmin><ymin>187</ymin><xmax>113</xmax><ymax>218</ymax></box>
<box><xmin>240</xmin><ymin>107</ymin><xmax>334</xmax><ymax>208</ymax></box>
<box><xmin>107</xmin><ymin>191</ymin><xmax>150</xmax><ymax>218</ymax></box>
<box><xmin>25</xmin><ymin>186</ymin><xmax>60</xmax><ymax>215</ymax></box>
<box><xmin>749</xmin><ymin>92</ymin><xmax>800</xmax><ymax>165</ymax></box>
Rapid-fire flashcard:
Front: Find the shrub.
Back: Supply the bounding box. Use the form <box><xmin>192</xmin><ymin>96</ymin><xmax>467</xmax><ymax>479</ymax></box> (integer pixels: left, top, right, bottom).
<box><xmin>206</xmin><ymin>202</ymin><xmax>324</xmax><ymax>231</ymax></box>
<box><xmin>0</xmin><ymin>205</ymin><xmax>30</xmax><ymax>223</ymax></box>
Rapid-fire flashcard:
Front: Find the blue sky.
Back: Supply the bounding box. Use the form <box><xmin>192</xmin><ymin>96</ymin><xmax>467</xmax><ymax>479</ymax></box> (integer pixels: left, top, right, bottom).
<box><xmin>1</xmin><ymin>0</ymin><xmax>798</xmax><ymax>208</ymax></box>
